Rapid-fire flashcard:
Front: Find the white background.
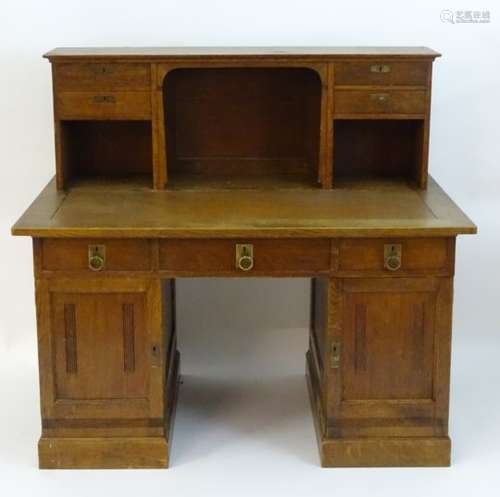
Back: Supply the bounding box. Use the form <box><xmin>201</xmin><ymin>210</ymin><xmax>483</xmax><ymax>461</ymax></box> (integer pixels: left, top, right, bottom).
<box><xmin>1</xmin><ymin>1</ymin><xmax>499</xmax><ymax>495</ymax></box>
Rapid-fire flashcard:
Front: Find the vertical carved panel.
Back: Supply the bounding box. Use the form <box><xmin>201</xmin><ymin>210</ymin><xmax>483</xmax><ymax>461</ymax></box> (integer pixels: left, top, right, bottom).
<box><xmin>63</xmin><ymin>303</ymin><xmax>77</xmax><ymax>374</ymax></box>
<box><xmin>122</xmin><ymin>303</ymin><xmax>136</xmax><ymax>373</ymax></box>
<box><xmin>411</xmin><ymin>302</ymin><xmax>425</xmax><ymax>371</ymax></box>
<box><xmin>354</xmin><ymin>303</ymin><xmax>367</xmax><ymax>372</ymax></box>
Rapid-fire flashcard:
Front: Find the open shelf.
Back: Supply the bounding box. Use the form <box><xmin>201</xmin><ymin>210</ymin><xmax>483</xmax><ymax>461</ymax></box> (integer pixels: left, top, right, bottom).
<box><xmin>60</xmin><ymin>121</ymin><xmax>153</xmax><ymax>186</ymax></box>
<box><xmin>163</xmin><ymin>67</ymin><xmax>322</xmax><ymax>189</ymax></box>
<box><xmin>333</xmin><ymin>119</ymin><xmax>424</xmax><ymax>184</ymax></box>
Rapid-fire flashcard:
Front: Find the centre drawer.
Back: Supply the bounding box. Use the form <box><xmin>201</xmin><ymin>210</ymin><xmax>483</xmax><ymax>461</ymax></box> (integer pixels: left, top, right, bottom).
<box><xmin>334</xmin><ymin>89</ymin><xmax>426</xmax><ymax>115</ymax></box>
<box><xmin>159</xmin><ymin>239</ymin><xmax>331</xmax><ymax>275</ymax></box>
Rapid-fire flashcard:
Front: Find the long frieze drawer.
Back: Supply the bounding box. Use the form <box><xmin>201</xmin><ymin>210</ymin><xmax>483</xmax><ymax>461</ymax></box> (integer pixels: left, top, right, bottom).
<box><xmin>334</xmin><ymin>90</ymin><xmax>426</xmax><ymax>115</ymax></box>
<box><xmin>54</xmin><ymin>63</ymin><xmax>151</xmax><ymax>91</ymax></box>
<box><xmin>56</xmin><ymin>92</ymin><xmax>151</xmax><ymax>119</ymax></box>
<box><xmin>336</xmin><ymin>238</ymin><xmax>454</xmax><ymax>276</ymax></box>
<box><xmin>159</xmin><ymin>239</ymin><xmax>331</xmax><ymax>274</ymax></box>
<box><xmin>335</xmin><ymin>61</ymin><xmax>429</xmax><ymax>86</ymax></box>
<box><xmin>40</xmin><ymin>239</ymin><xmax>152</xmax><ymax>272</ymax></box>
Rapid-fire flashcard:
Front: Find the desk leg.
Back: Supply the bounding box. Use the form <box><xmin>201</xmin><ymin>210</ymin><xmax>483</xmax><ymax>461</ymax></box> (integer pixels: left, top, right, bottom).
<box><xmin>34</xmin><ymin>277</ymin><xmax>180</xmax><ymax>469</ymax></box>
<box><xmin>307</xmin><ymin>276</ymin><xmax>452</xmax><ymax>467</ymax></box>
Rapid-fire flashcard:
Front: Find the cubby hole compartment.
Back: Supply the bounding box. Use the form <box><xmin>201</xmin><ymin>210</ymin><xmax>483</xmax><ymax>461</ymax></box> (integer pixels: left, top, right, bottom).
<box><xmin>333</xmin><ymin>120</ymin><xmax>424</xmax><ymax>184</ymax></box>
<box><xmin>163</xmin><ymin>68</ymin><xmax>322</xmax><ymax>189</ymax></box>
<box><xmin>60</xmin><ymin>121</ymin><xmax>152</xmax><ymax>186</ymax></box>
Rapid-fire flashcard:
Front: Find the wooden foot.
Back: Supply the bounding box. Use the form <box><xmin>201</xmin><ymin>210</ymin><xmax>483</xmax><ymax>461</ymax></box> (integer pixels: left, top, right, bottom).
<box><xmin>38</xmin><ymin>436</ymin><xmax>169</xmax><ymax>469</ymax></box>
<box><xmin>39</xmin><ymin>351</ymin><xmax>180</xmax><ymax>469</ymax></box>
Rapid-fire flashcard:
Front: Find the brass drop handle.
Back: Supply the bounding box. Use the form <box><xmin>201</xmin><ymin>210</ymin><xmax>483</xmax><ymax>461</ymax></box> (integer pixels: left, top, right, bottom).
<box><xmin>238</xmin><ymin>255</ymin><xmax>254</xmax><ymax>271</ymax></box>
<box><xmin>384</xmin><ymin>244</ymin><xmax>402</xmax><ymax>272</ymax></box>
<box><xmin>385</xmin><ymin>255</ymin><xmax>401</xmax><ymax>271</ymax></box>
<box><xmin>88</xmin><ymin>244</ymin><xmax>106</xmax><ymax>271</ymax></box>
<box><xmin>235</xmin><ymin>244</ymin><xmax>254</xmax><ymax>271</ymax></box>
<box><xmin>88</xmin><ymin>254</ymin><xmax>105</xmax><ymax>271</ymax></box>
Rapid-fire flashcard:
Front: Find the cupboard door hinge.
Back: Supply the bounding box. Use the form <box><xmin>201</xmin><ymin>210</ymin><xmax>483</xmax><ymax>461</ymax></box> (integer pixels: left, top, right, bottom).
<box><xmin>330</xmin><ymin>340</ymin><xmax>341</xmax><ymax>369</ymax></box>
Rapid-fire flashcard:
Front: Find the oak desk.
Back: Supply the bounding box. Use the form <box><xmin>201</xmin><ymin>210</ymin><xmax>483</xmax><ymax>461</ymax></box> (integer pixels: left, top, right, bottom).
<box><xmin>12</xmin><ymin>47</ymin><xmax>476</xmax><ymax>469</ymax></box>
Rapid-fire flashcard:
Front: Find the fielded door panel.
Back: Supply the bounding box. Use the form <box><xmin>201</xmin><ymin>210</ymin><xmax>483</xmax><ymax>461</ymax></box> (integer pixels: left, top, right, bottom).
<box><xmin>327</xmin><ymin>277</ymin><xmax>452</xmax><ymax>438</ymax></box>
<box><xmin>36</xmin><ymin>278</ymin><xmax>165</xmax><ymax>420</ymax></box>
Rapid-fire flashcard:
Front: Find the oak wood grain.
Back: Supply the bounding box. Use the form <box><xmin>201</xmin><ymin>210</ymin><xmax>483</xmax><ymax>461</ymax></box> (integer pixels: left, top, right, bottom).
<box><xmin>11</xmin><ymin>176</ymin><xmax>476</xmax><ymax>238</ymax></box>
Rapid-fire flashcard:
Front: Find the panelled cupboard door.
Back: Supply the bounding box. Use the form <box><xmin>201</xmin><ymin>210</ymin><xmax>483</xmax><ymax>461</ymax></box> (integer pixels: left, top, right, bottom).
<box><xmin>35</xmin><ymin>278</ymin><xmax>165</xmax><ymax>420</ymax></box>
<box><xmin>327</xmin><ymin>277</ymin><xmax>452</xmax><ymax>438</ymax></box>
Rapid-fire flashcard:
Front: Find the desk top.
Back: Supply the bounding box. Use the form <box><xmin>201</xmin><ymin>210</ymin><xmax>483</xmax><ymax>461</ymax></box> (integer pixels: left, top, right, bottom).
<box><xmin>44</xmin><ymin>46</ymin><xmax>441</xmax><ymax>61</ymax></box>
<box><xmin>12</xmin><ymin>177</ymin><xmax>475</xmax><ymax>239</ymax></box>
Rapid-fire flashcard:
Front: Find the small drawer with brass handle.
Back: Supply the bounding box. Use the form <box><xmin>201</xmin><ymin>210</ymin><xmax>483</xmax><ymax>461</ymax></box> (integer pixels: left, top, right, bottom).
<box><xmin>54</xmin><ymin>63</ymin><xmax>151</xmax><ymax>91</ymax></box>
<box><xmin>56</xmin><ymin>91</ymin><xmax>151</xmax><ymax>119</ymax></box>
<box><xmin>40</xmin><ymin>239</ymin><xmax>152</xmax><ymax>272</ymax></box>
<box><xmin>334</xmin><ymin>89</ymin><xmax>426</xmax><ymax>116</ymax></box>
<box><xmin>335</xmin><ymin>238</ymin><xmax>454</xmax><ymax>276</ymax></box>
<box><xmin>334</xmin><ymin>61</ymin><xmax>428</xmax><ymax>86</ymax></box>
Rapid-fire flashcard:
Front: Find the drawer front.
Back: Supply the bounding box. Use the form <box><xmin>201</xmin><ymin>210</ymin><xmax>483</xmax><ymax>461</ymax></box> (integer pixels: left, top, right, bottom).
<box><xmin>159</xmin><ymin>239</ymin><xmax>331</xmax><ymax>275</ymax></box>
<box><xmin>54</xmin><ymin>63</ymin><xmax>151</xmax><ymax>91</ymax></box>
<box><xmin>334</xmin><ymin>90</ymin><xmax>426</xmax><ymax>115</ymax></box>
<box><xmin>335</xmin><ymin>61</ymin><xmax>429</xmax><ymax>86</ymax></box>
<box><xmin>336</xmin><ymin>238</ymin><xmax>453</xmax><ymax>276</ymax></box>
<box><xmin>56</xmin><ymin>92</ymin><xmax>151</xmax><ymax>119</ymax></box>
<box><xmin>41</xmin><ymin>239</ymin><xmax>152</xmax><ymax>272</ymax></box>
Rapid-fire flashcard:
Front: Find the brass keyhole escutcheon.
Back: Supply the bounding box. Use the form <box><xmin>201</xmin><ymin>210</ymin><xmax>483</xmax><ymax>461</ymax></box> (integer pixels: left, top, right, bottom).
<box><xmin>90</xmin><ymin>64</ymin><xmax>112</xmax><ymax>75</ymax></box>
<box><xmin>384</xmin><ymin>244</ymin><xmax>402</xmax><ymax>272</ymax></box>
<box><xmin>370</xmin><ymin>93</ymin><xmax>390</xmax><ymax>103</ymax></box>
<box><xmin>92</xmin><ymin>95</ymin><xmax>116</xmax><ymax>104</ymax></box>
<box><xmin>235</xmin><ymin>244</ymin><xmax>254</xmax><ymax>271</ymax></box>
<box><xmin>88</xmin><ymin>244</ymin><xmax>106</xmax><ymax>272</ymax></box>
<box><xmin>330</xmin><ymin>341</ymin><xmax>341</xmax><ymax>369</ymax></box>
<box><xmin>370</xmin><ymin>64</ymin><xmax>391</xmax><ymax>73</ymax></box>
